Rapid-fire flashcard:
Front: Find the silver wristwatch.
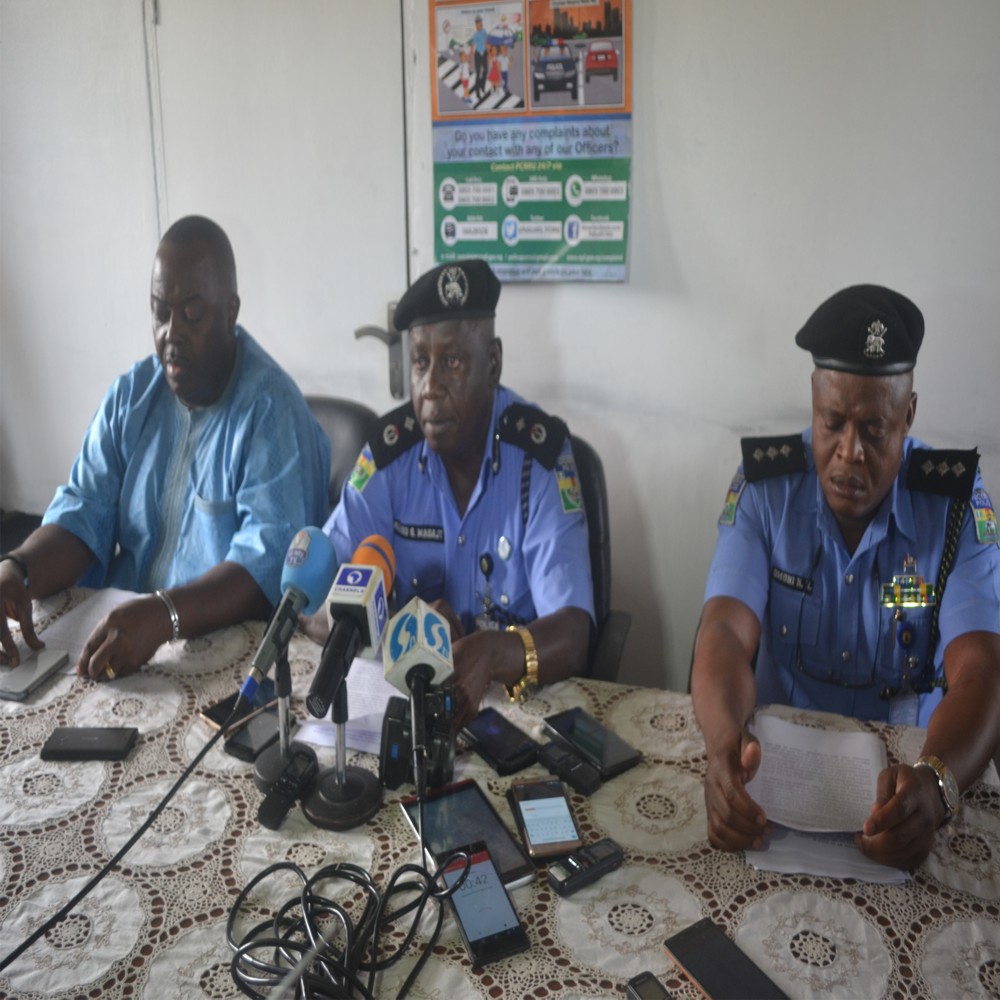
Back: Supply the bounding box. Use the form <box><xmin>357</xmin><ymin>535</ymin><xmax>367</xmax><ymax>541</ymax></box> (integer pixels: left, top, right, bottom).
<box><xmin>914</xmin><ymin>754</ymin><xmax>960</xmax><ymax>825</ymax></box>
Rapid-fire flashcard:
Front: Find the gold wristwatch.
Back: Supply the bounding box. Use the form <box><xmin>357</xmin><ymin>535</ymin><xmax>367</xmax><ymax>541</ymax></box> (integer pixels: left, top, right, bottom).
<box><xmin>505</xmin><ymin>625</ymin><xmax>539</xmax><ymax>703</ymax></box>
<box><xmin>914</xmin><ymin>754</ymin><xmax>960</xmax><ymax>825</ymax></box>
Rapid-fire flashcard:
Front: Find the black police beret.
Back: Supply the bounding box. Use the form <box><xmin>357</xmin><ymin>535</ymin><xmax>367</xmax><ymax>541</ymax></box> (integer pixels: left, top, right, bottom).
<box><xmin>795</xmin><ymin>284</ymin><xmax>924</xmax><ymax>375</ymax></box>
<box><xmin>393</xmin><ymin>259</ymin><xmax>501</xmax><ymax>331</ymax></box>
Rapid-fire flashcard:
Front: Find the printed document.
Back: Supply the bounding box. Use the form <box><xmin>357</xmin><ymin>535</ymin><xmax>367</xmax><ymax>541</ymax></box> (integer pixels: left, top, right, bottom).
<box><xmin>746</xmin><ymin>713</ymin><xmax>886</xmax><ymax>832</ymax></box>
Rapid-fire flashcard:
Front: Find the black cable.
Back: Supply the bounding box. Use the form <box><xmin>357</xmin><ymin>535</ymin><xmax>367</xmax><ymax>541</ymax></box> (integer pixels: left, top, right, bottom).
<box><xmin>0</xmin><ymin>700</ymin><xmax>249</xmax><ymax>972</ymax></box>
<box><xmin>228</xmin><ymin>852</ymin><xmax>471</xmax><ymax>999</ymax></box>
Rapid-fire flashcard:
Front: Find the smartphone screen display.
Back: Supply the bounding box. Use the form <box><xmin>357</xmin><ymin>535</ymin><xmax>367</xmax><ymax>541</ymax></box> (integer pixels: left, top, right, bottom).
<box><xmin>399</xmin><ymin>778</ymin><xmax>534</xmax><ymax>888</ymax></box>
<box><xmin>663</xmin><ymin>918</ymin><xmax>788</xmax><ymax>1000</ymax></box>
<box><xmin>543</xmin><ymin>706</ymin><xmax>641</xmax><ymax>779</ymax></box>
<box><xmin>508</xmin><ymin>777</ymin><xmax>582</xmax><ymax>859</ymax></box>
<box><xmin>461</xmin><ymin>707</ymin><xmax>538</xmax><ymax>775</ymax></box>
<box><xmin>439</xmin><ymin>842</ymin><xmax>530</xmax><ymax>966</ymax></box>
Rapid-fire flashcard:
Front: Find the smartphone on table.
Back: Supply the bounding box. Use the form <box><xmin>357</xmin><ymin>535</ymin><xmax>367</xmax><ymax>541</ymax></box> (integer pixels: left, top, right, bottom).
<box><xmin>507</xmin><ymin>776</ymin><xmax>583</xmax><ymax>860</ymax></box>
<box><xmin>461</xmin><ymin>706</ymin><xmax>539</xmax><ymax>775</ymax></box>
<box><xmin>543</xmin><ymin>706</ymin><xmax>641</xmax><ymax>780</ymax></box>
<box><xmin>198</xmin><ymin>676</ymin><xmax>276</xmax><ymax>733</ymax></box>
<box><xmin>437</xmin><ymin>840</ymin><xmax>530</xmax><ymax>966</ymax></box>
<box><xmin>663</xmin><ymin>917</ymin><xmax>788</xmax><ymax>1000</ymax></box>
<box><xmin>223</xmin><ymin>704</ymin><xmax>283</xmax><ymax>762</ymax></box>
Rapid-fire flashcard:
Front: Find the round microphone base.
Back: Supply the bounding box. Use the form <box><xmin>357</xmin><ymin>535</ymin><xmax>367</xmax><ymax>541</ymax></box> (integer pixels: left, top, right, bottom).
<box><xmin>253</xmin><ymin>741</ymin><xmax>317</xmax><ymax>792</ymax></box>
<box><xmin>302</xmin><ymin>765</ymin><xmax>383</xmax><ymax>831</ymax></box>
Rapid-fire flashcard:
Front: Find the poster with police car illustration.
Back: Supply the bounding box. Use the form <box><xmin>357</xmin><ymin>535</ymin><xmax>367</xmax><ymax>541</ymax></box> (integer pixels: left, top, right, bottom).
<box><xmin>430</xmin><ymin>0</ymin><xmax>632</xmax><ymax>282</ymax></box>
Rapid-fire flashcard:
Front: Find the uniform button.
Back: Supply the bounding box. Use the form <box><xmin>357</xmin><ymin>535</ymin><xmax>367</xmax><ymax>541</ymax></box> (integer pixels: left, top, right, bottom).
<box><xmin>845</xmin><ymin>573</ymin><xmax>854</xmax><ymax>585</ymax></box>
<box><xmin>411</xmin><ymin>577</ymin><xmax>419</xmax><ymax>589</ymax></box>
<box><xmin>500</xmin><ymin>594</ymin><xmax>509</xmax><ymax>606</ymax></box>
<box><xmin>458</xmin><ymin>535</ymin><xmax>466</xmax><ymax>546</ymax></box>
<box><xmin>841</xmin><ymin>650</ymin><xmax>851</xmax><ymax>662</ymax></box>
<box><xmin>779</xmin><ymin>624</ymin><xmax>789</xmax><ymax>637</ymax></box>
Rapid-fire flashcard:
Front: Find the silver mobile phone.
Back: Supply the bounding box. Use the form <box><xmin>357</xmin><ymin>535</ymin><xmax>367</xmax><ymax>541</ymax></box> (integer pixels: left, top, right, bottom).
<box><xmin>0</xmin><ymin>648</ymin><xmax>69</xmax><ymax>701</ymax></box>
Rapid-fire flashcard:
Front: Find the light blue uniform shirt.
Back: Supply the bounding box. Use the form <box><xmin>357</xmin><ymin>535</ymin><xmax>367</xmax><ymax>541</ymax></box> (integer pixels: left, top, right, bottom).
<box><xmin>705</xmin><ymin>430</ymin><xmax>1000</xmax><ymax>726</ymax></box>
<box><xmin>43</xmin><ymin>327</ymin><xmax>330</xmax><ymax>606</ymax></box>
<box><xmin>324</xmin><ymin>386</ymin><xmax>595</xmax><ymax>635</ymax></box>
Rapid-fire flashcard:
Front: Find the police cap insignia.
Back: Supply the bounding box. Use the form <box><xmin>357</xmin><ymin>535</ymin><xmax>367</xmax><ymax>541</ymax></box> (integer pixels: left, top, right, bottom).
<box><xmin>393</xmin><ymin>258</ymin><xmax>501</xmax><ymax>331</ymax></box>
<box><xmin>794</xmin><ymin>284</ymin><xmax>924</xmax><ymax>375</ymax></box>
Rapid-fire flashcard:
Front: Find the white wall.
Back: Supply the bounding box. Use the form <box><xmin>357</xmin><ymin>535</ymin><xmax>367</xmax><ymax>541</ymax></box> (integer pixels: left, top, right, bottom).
<box><xmin>3</xmin><ymin>1</ymin><xmax>999</xmax><ymax>693</ymax></box>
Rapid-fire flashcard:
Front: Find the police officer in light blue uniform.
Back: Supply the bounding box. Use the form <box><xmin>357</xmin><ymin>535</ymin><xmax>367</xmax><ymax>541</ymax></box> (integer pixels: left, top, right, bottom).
<box><xmin>324</xmin><ymin>259</ymin><xmax>594</xmax><ymax>726</ymax></box>
<box><xmin>691</xmin><ymin>284</ymin><xmax>1000</xmax><ymax>872</ymax></box>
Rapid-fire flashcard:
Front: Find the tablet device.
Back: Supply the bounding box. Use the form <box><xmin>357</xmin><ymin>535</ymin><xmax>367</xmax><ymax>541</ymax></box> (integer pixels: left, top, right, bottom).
<box><xmin>399</xmin><ymin>778</ymin><xmax>535</xmax><ymax>888</ymax></box>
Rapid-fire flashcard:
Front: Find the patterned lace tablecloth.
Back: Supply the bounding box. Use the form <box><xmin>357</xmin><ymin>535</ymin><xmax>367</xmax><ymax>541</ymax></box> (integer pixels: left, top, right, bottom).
<box><xmin>1</xmin><ymin>589</ymin><xmax>999</xmax><ymax>999</ymax></box>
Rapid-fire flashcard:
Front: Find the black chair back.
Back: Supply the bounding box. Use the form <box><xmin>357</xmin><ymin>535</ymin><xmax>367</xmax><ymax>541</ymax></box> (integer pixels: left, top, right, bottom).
<box><xmin>571</xmin><ymin>434</ymin><xmax>631</xmax><ymax>681</ymax></box>
<box><xmin>305</xmin><ymin>395</ymin><xmax>381</xmax><ymax>513</ymax></box>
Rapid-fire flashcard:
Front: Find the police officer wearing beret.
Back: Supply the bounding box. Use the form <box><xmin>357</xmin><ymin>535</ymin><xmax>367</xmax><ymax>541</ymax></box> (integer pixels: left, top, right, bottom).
<box><xmin>322</xmin><ymin>259</ymin><xmax>594</xmax><ymax>727</ymax></box>
<box><xmin>691</xmin><ymin>285</ymin><xmax>1000</xmax><ymax>871</ymax></box>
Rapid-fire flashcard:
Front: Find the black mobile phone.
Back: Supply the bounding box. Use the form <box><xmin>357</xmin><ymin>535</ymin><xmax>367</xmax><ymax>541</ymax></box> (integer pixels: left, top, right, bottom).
<box><xmin>625</xmin><ymin>970</ymin><xmax>671</xmax><ymax>1000</ymax></box>
<box><xmin>543</xmin><ymin>706</ymin><xmax>641</xmax><ymax>780</ymax></box>
<box><xmin>547</xmin><ymin>836</ymin><xmax>623</xmax><ymax>897</ymax></box>
<box><xmin>399</xmin><ymin>778</ymin><xmax>535</xmax><ymax>888</ymax></box>
<box><xmin>0</xmin><ymin>648</ymin><xmax>69</xmax><ymax>701</ymax></box>
<box><xmin>507</xmin><ymin>776</ymin><xmax>583</xmax><ymax>860</ymax></box>
<box><xmin>40</xmin><ymin>726</ymin><xmax>139</xmax><ymax>761</ymax></box>
<box><xmin>663</xmin><ymin>918</ymin><xmax>788</xmax><ymax>1000</ymax></box>
<box><xmin>461</xmin><ymin>706</ymin><xmax>539</xmax><ymax>775</ymax></box>
<box><xmin>199</xmin><ymin>676</ymin><xmax>277</xmax><ymax>732</ymax></box>
<box><xmin>223</xmin><ymin>704</ymin><xmax>281</xmax><ymax>762</ymax></box>
<box><xmin>437</xmin><ymin>841</ymin><xmax>530</xmax><ymax>967</ymax></box>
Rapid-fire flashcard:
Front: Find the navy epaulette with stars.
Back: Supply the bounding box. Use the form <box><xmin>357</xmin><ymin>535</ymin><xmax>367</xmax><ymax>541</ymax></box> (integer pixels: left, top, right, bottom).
<box><xmin>368</xmin><ymin>401</ymin><xmax>424</xmax><ymax>469</ymax></box>
<box><xmin>497</xmin><ymin>403</ymin><xmax>568</xmax><ymax>470</ymax></box>
<box><xmin>906</xmin><ymin>448</ymin><xmax>979</xmax><ymax>501</ymax></box>
<box><xmin>740</xmin><ymin>434</ymin><xmax>807</xmax><ymax>483</ymax></box>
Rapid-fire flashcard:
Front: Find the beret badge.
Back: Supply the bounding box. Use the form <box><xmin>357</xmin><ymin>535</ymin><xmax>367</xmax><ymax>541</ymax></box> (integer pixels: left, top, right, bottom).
<box><xmin>864</xmin><ymin>319</ymin><xmax>887</xmax><ymax>360</ymax></box>
<box><xmin>437</xmin><ymin>265</ymin><xmax>470</xmax><ymax>310</ymax></box>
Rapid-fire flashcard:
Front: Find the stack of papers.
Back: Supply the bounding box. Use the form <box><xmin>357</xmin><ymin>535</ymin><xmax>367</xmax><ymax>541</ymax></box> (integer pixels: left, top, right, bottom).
<box><xmin>744</xmin><ymin>714</ymin><xmax>909</xmax><ymax>884</ymax></box>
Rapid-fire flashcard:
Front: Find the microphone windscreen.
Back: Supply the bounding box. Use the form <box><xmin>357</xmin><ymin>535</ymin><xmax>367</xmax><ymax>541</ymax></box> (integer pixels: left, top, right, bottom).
<box><xmin>383</xmin><ymin>597</ymin><xmax>454</xmax><ymax>694</ymax></box>
<box><xmin>280</xmin><ymin>527</ymin><xmax>337</xmax><ymax>615</ymax></box>
<box><xmin>351</xmin><ymin>534</ymin><xmax>396</xmax><ymax>593</ymax></box>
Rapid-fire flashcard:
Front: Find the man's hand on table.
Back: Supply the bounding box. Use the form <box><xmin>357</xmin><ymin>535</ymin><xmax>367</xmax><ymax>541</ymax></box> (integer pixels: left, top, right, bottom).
<box><xmin>77</xmin><ymin>595</ymin><xmax>173</xmax><ymax>680</ymax></box>
<box><xmin>856</xmin><ymin>763</ymin><xmax>942</xmax><ymax>870</ymax></box>
<box><xmin>0</xmin><ymin>563</ymin><xmax>44</xmax><ymax>666</ymax></box>
<box><xmin>703</xmin><ymin>728</ymin><xmax>772</xmax><ymax>851</ymax></box>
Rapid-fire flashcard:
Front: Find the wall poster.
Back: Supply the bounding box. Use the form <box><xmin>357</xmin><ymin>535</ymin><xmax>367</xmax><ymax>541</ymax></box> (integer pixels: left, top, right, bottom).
<box><xmin>429</xmin><ymin>0</ymin><xmax>632</xmax><ymax>282</ymax></box>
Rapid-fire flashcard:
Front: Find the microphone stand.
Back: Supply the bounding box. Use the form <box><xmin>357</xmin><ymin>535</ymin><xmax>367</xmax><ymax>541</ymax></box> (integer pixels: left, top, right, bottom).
<box><xmin>253</xmin><ymin>650</ymin><xmax>316</xmax><ymax>791</ymax></box>
<box><xmin>302</xmin><ymin>673</ymin><xmax>383</xmax><ymax>830</ymax></box>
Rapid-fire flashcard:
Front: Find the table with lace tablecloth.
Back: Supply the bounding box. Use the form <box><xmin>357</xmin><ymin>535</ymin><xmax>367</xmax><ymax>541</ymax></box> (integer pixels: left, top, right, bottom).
<box><xmin>1</xmin><ymin>589</ymin><xmax>998</xmax><ymax>999</ymax></box>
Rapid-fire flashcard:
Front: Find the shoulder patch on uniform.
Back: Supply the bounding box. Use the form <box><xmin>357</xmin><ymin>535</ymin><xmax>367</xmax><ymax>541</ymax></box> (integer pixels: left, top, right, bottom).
<box><xmin>970</xmin><ymin>487</ymin><xmax>999</xmax><ymax>544</ymax></box>
<box><xmin>718</xmin><ymin>471</ymin><xmax>746</xmax><ymax>526</ymax></box>
<box><xmin>497</xmin><ymin>403</ymin><xmax>568</xmax><ymax>471</ymax></box>
<box><xmin>348</xmin><ymin>444</ymin><xmax>377</xmax><ymax>493</ymax></box>
<box><xmin>555</xmin><ymin>455</ymin><xmax>583</xmax><ymax>514</ymax></box>
<box><xmin>740</xmin><ymin>434</ymin><xmax>807</xmax><ymax>483</ymax></box>
<box><xmin>368</xmin><ymin>402</ymin><xmax>423</xmax><ymax>470</ymax></box>
<box><xmin>906</xmin><ymin>448</ymin><xmax>979</xmax><ymax>501</ymax></box>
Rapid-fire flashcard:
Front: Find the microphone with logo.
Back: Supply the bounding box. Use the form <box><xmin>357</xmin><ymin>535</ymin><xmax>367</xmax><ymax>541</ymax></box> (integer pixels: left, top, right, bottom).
<box><xmin>301</xmin><ymin>535</ymin><xmax>396</xmax><ymax>831</ymax></box>
<box><xmin>381</xmin><ymin>598</ymin><xmax>455</xmax><ymax>805</ymax></box>
<box><xmin>248</xmin><ymin>528</ymin><xmax>335</xmax><ymax>796</ymax></box>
